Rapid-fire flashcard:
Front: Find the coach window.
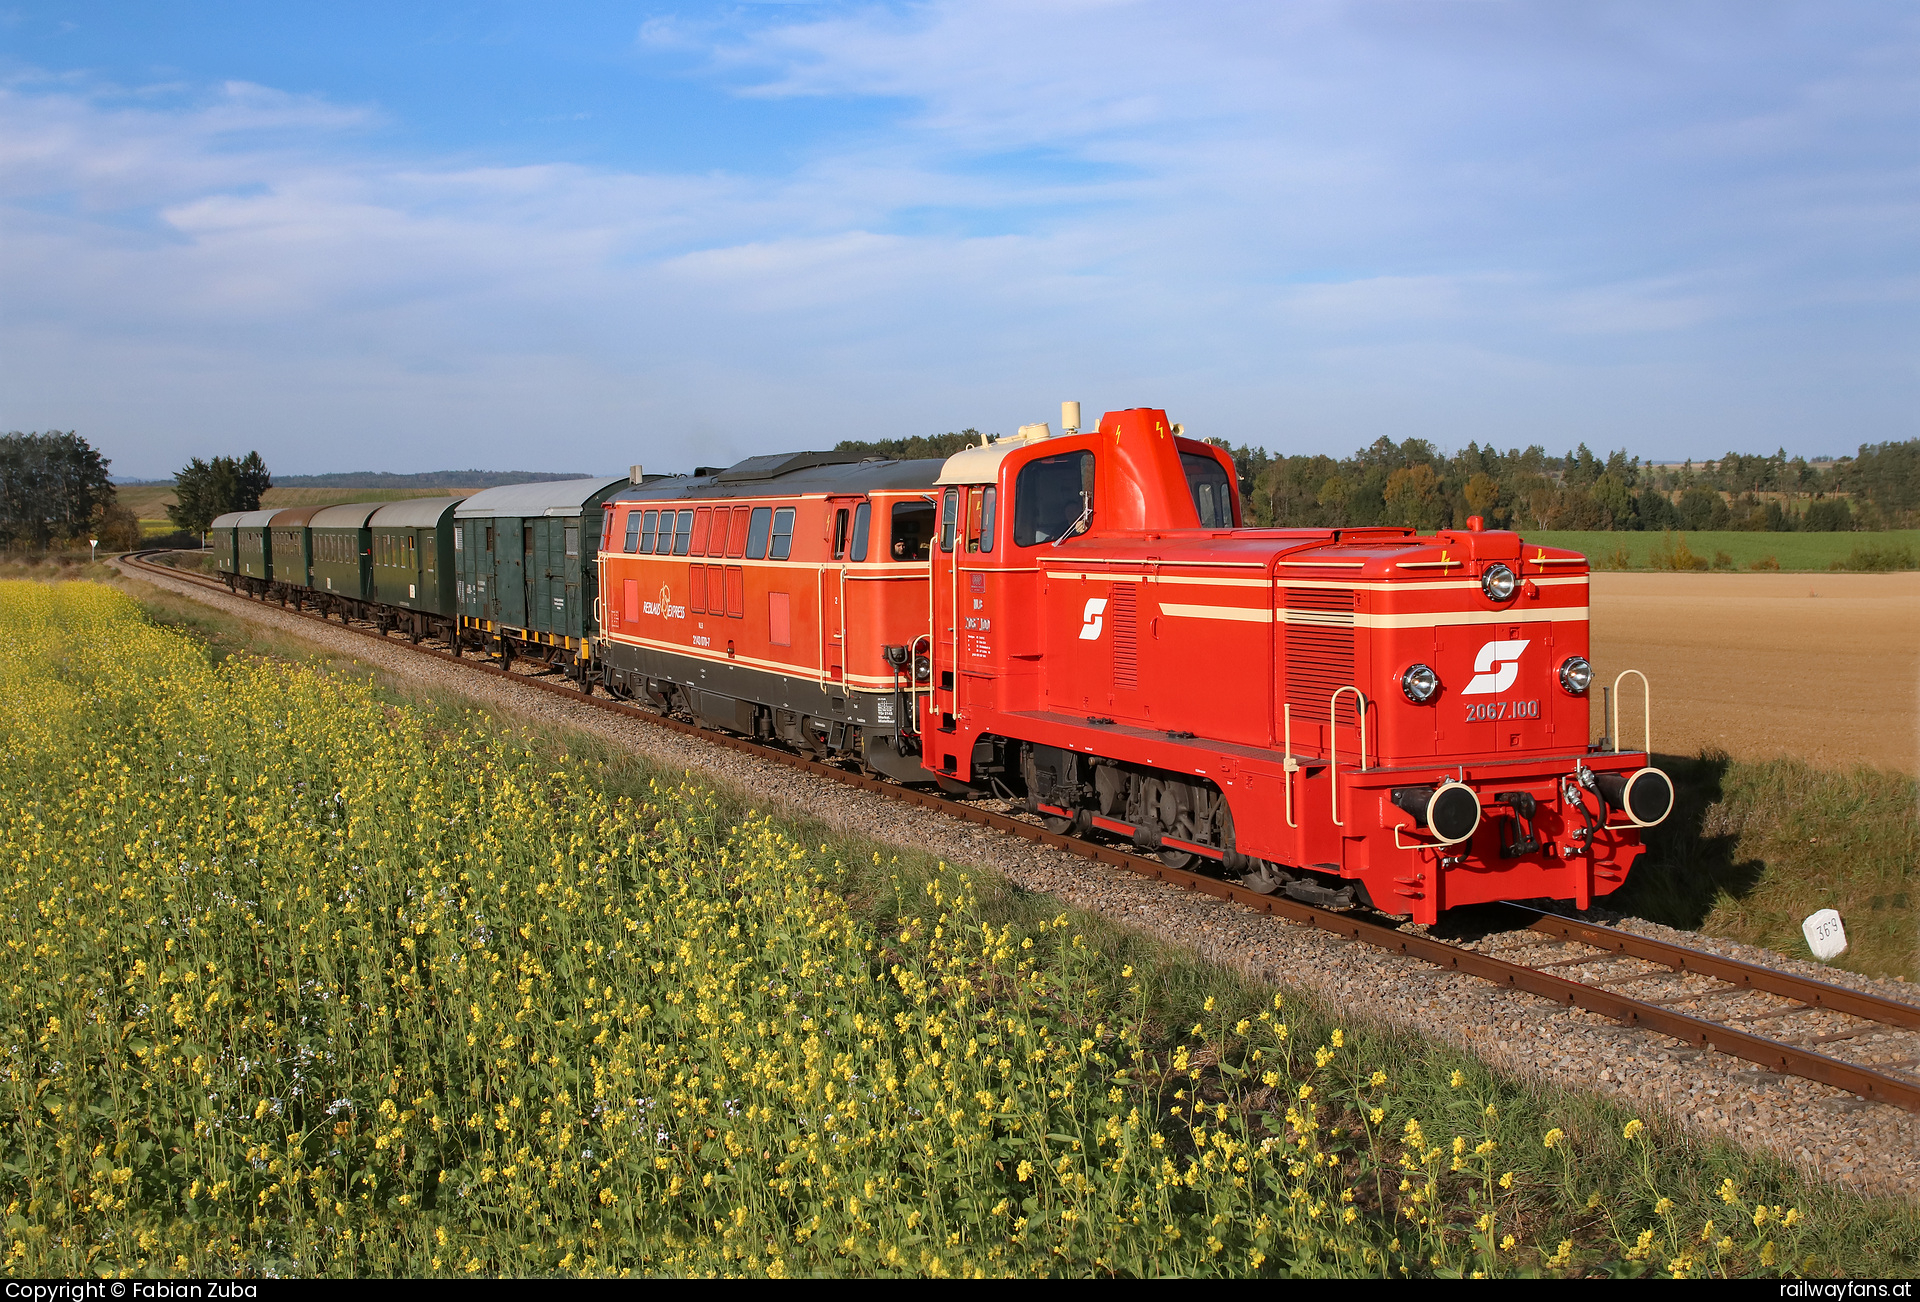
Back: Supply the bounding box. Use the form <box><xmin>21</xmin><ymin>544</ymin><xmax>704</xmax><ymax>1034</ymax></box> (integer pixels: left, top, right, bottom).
<box><xmin>832</xmin><ymin>508</ymin><xmax>850</xmax><ymax>560</ymax></box>
<box><xmin>850</xmin><ymin>502</ymin><xmax>870</xmax><ymax>562</ymax></box>
<box><xmin>1013</xmin><ymin>450</ymin><xmax>1095</xmax><ymax>546</ymax></box>
<box><xmin>727</xmin><ymin>506</ymin><xmax>750</xmax><ymax>557</ymax></box>
<box><xmin>625</xmin><ymin>510</ymin><xmax>643</xmax><ymax>553</ymax></box>
<box><xmin>939</xmin><ymin>488</ymin><xmax>959</xmax><ymax>552</ymax></box>
<box><xmin>1180</xmin><ymin>451</ymin><xmax>1236</xmax><ymax>528</ymax></box>
<box><xmin>889</xmin><ymin>500</ymin><xmax>935</xmax><ymax>560</ymax></box>
<box><xmin>672</xmin><ymin>509</ymin><xmax>695</xmax><ymax>556</ymax></box>
<box><xmin>745</xmin><ymin>506</ymin><xmax>772</xmax><ymax>559</ymax></box>
<box><xmin>768</xmin><ymin>507</ymin><xmax>796</xmax><ymax>560</ymax></box>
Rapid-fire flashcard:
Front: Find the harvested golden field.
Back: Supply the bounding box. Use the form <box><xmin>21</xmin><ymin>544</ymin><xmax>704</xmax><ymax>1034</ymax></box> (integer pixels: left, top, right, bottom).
<box><xmin>1588</xmin><ymin>573</ymin><xmax>1920</xmax><ymax>774</ymax></box>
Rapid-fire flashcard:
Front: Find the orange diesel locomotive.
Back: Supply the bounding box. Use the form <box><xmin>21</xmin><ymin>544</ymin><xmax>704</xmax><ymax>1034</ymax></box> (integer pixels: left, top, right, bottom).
<box><xmin>594</xmin><ymin>406</ymin><xmax>1671</xmax><ymax>923</ymax></box>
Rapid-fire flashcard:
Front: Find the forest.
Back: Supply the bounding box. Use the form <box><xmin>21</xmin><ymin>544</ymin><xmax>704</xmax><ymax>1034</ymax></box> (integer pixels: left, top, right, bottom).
<box><xmin>835</xmin><ymin>432</ymin><xmax>1920</xmax><ymax>532</ymax></box>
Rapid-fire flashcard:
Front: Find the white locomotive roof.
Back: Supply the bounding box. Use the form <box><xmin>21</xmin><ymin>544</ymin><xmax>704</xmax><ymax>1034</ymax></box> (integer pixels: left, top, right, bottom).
<box><xmin>933</xmin><ymin>428</ymin><xmax>1058</xmax><ymax>485</ymax></box>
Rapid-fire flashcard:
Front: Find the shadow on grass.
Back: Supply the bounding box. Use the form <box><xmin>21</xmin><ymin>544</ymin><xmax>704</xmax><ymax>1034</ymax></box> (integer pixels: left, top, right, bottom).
<box><xmin>1609</xmin><ymin>749</ymin><xmax>1917</xmax><ymax>981</ymax></box>
<box><xmin>1615</xmin><ymin>748</ymin><xmax>1765</xmax><ymax>931</ymax></box>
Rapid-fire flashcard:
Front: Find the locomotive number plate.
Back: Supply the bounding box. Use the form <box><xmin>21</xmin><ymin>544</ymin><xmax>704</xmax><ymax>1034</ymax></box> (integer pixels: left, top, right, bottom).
<box><xmin>1464</xmin><ymin>700</ymin><xmax>1539</xmax><ymax>722</ymax></box>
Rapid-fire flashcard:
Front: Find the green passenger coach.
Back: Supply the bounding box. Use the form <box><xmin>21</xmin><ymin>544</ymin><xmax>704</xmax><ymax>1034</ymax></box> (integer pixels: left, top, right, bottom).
<box><xmin>453</xmin><ymin>476</ymin><xmax>627</xmax><ymax>680</ymax></box>
<box><xmin>368</xmin><ymin>498</ymin><xmax>462</xmax><ymax>616</ymax></box>
<box><xmin>209</xmin><ymin>511</ymin><xmax>243</xmax><ymax>576</ymax></box>
<box><xmin>308</xmin><ymin>503</ymin><xmax>382</xmax><ymax>602</ymax></box>
<box><xmin>234</xmin><ymin>509</ymin><xmax>277</xmax><ymax>580</ymax></box>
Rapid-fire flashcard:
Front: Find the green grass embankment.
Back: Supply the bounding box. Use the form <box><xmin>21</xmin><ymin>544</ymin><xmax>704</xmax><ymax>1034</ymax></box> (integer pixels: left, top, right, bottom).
<box><xmin>1619</xmin><ymin>753</ymin><xmax>1917</xmax><ymax>983</ymax></box>
<box><xmin>1528</xmin><ymin>531</ymin><xmax>1920</xmax><ymax>572</ymax></box>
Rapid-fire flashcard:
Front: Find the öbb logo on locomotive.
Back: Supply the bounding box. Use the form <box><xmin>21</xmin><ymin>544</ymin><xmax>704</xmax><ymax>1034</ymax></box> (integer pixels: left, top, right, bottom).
<box><xmin>212</xmin><ymin>401</ymin><xmax>1673</xmax><ymax>926</ymax></box>
<box><xmin>1461</xmin><ymin>638</ymin><xmax>1529</xmax><ymax>695</ymax></box>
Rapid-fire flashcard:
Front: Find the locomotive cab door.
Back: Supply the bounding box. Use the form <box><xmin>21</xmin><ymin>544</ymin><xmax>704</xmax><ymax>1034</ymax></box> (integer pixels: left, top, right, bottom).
<box><xmin>930</xmin><ymin>486</ymin><xmax>962</xmax><ymax>730</ymax></box>
<box><xmin>820</xmin><ymin>496</ymin><xmax>862</xmax><ymax>687</ymax></box>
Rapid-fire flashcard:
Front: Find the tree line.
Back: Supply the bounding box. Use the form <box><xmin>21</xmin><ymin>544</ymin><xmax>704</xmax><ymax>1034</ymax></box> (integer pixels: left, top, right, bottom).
<box><xmin>836</xmin><ymin>432</ymin><xmax>1920</xmax><ymax>532</ymax></box>
<box><xmin>0</xmin><ymin>432</ymin><xmax>274</xmax><ymax>554</ymax></box>
<box><xmin>0</xmin><ymin>432</ymin><xmax>127</xmax><ymax>551</ymax></box>
<box><xmin>165</xmin><ymin>452</ymin><xmax>272</xmax><ymax>535</ymax></box>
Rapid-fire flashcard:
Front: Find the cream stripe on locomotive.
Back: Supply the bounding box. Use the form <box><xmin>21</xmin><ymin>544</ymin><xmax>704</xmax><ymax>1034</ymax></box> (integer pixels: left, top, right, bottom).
<box><xmin>604</xmin><ymin>629</ymin><xmax>898</xmax><ymax>689</ymax></box>
<box><xmin>1044</xmin><ymin>569</ymin><xmax>1585</xmax><ymax>592</ymax></box>
<box><xmin>1156</xmin><ymin>603</ymin><xmax>1587</xmax><ymax>628</ymax></box>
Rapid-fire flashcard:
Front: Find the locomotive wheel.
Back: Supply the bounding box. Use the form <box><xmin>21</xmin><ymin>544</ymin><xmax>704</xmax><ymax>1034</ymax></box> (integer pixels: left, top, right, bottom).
<box><xmin>1239</xmin><ymin>862</ymin><xmax>1290</xmax><ymax>896</ymax></box>
<box><xmin>1041</xmin><ymin>808</ymin><xmax>1091</xmax><ymax>836</ymax></box>
<box><xmin>1157</xmin><ymin>846</ymin><xmax>1196</xmax><ymax>870</ymax></box>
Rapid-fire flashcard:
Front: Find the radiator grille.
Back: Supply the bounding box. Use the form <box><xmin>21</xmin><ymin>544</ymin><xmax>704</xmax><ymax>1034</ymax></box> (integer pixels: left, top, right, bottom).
<box><xmin>1284</xmin><ymin>588</ymin><xmax>1356</xmax><ymax>726</ymax></box>
<box><xmin>1110</xmin><ymin>583</ymin><xmax>1138</xmax><ymax>691</ymax></box>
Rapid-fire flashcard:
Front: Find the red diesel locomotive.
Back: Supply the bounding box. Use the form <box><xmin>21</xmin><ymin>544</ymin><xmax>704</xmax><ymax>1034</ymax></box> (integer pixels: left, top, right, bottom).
<box><xmin>594</xmin><ymin>405</ymin><xmax>1672</xmax><ymax>923</ymax></box>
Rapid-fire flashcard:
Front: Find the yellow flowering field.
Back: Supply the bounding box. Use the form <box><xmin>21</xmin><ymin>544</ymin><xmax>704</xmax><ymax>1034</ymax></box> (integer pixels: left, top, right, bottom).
<box><xmin>0</xmin><ymin>583</ymin><xmax>1836</xmax><ymax>1277</ymax></box>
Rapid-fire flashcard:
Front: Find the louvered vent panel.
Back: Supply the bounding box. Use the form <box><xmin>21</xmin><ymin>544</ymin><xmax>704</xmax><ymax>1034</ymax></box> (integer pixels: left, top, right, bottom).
<box><xmin>1110</xmin><ymin>583</ymin><xmax>1138</xmax><ymax>691</ymax></box>
<box><xmin>1283</xmin><ymin>587</ymin><xmax>1357</xmax><ymax>726</ymax></box>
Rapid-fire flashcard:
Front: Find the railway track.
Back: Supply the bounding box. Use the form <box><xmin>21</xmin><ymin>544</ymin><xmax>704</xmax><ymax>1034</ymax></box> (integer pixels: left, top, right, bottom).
<box><xmin>125</xmin><ymin>549</ymin><xmax>1920</xmax><ymax>1114</ymax></box>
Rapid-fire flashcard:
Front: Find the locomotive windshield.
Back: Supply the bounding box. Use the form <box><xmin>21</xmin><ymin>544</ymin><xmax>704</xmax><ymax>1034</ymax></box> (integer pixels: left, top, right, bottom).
<box><xmin>1180</xmin><ymin>451</ymin><xmax>1235</xmax><ymax>528</ymax></box>
<box><xmin>890</xmin><ymin>501</ymin><xmax>935</xmax><ymax>560</ymax></box>
<box><xmin>1014</xmin><ymin>450</ymin><xmax>1095</xmax><ymax>546</ymax></box>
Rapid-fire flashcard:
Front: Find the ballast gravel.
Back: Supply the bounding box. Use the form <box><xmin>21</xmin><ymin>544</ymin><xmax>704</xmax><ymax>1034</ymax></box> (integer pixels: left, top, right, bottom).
<box><xmin>121</xmin><ymin>563</ymin><xmax>1920</xmax><ymax>1202</ymax></box>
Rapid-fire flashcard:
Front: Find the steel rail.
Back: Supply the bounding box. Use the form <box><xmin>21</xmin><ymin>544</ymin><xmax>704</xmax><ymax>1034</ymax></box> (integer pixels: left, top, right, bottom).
<box><xmin>1499</xmin><ymin>904</ymin><xmax>1920</xmax><ymax>1032</ymax></box>
<box><xmin>122</xmin><ymin>551</ymin><xmax>1920</xmax><ymax>1113</ymax></box>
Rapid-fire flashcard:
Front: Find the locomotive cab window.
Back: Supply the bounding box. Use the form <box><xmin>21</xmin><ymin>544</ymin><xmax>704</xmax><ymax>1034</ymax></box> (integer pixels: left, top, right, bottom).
<box><xmin>768</xmin><ymin>507</ymin><xmax>796</xmax><ymax>560</ymax></box>
<box><xmin>1014</xmin><ymin>450</ymin><xmax>1095</xmax><ymax>546</ymax></box>
<box><xmin>832</xmin><ymin>508</ymin><xmax>850</xmax><ymax>560</ymax></box>
<box><xmin>745</xmin><ymin>506</ymin><xmax>772</xmax><ymax>559</ymax></box>
<box><xmin>939</xmin><ymin>488</ymin><xmax>959</xmax><ymax>552</ymax></box>
<box><xmin>968</xmin><ymin>486</ymin><xmax>996</xmax><ymax>553</ymax></box>
<box><xmin>890</xmin><ymin>500</ymin><xmax>935</xmax><ymax>560</ymax></box>
<box><xmin>850</xmin><ymin>501</ymin><xmax>870</xmax><ymax>562</ymax></box>
<box><xmin>1181</xmin><ymin>451</ymin><xmax>1237</xmax><ymax>528</ymax></box>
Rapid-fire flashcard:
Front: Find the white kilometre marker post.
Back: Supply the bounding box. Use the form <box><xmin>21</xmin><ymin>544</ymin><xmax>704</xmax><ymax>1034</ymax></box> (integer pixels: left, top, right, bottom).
<box><xmin>89</xmin><ymin>537</ymin><xmax>98</xmax><ymax>562</ymax></box>
<box><xmin>1801</xmin><ymin>909</ymin><xmax>1848</xmax><ymax>962</ymax></box>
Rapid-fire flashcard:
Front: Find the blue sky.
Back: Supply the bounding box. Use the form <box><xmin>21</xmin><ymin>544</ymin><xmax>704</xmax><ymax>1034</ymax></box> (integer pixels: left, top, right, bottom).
<box><xmin>1</xmin><ymin>1</ymin><xmax>1914</xmax><ymax>478</ymax></box>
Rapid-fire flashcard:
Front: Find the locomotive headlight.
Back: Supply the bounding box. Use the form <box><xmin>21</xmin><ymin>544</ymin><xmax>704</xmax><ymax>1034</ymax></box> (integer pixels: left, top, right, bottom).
<box><xmin>1481</xmin><ymin>563</ymin><xmax>1518</xmax><ymax>602</ymax></box>
<box><xmin>1401</xmin><ymin>663</ymin><xmax>1440</xmax><ymax>703</ymax></box>
<box><xmin>1558</xmin><ymin>655</ymin><xmax>1593</xmax><ymax>695</ymax></box>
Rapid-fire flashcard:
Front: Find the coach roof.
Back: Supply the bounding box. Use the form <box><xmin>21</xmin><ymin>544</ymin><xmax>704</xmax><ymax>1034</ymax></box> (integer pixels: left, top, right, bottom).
<box><xmin>454</xmin><ymin>477</ymin><xmax>627</xmax><ymax>519</ymax></box>
<box><xmin>309</xmin><ymin>503</ymin><xmax>387</xmax><ymax>529</ymax></box>
<box><xmin>369</xmin><ymin>497</ymin><xmax>465</xmax><ymax>528</ymax></box>
<box><xmin>613</xmin><ymin>456</ymin><xmax>944</xmax><ymax>504</ymax></box>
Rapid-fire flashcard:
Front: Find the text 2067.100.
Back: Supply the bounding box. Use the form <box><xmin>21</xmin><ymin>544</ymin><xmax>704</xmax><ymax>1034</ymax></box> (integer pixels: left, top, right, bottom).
<box><xmin>1464</xmin><ymin>700</ymin><xmax>1539</xmax><ymax>722</ymax></box>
